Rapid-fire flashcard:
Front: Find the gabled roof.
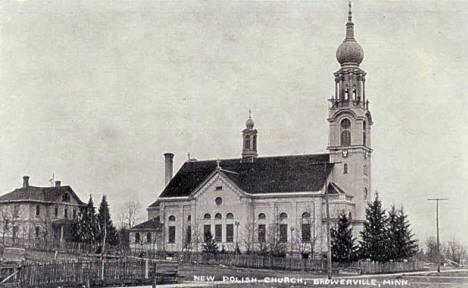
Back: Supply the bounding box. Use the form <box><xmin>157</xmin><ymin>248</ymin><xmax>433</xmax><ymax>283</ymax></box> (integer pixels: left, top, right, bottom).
<box><xmin>150</xmin><ymin>153</ymin><xmax>333</xmax><ymax>206</ymax></box>
<box><xmin>0</xmin><ymin>185</ymin><xmax>85</xmax><ymax>205</ymax></box>
<box><xmin>129</xmin><ymin>217</ymin><xmax>162</xmax><ymax>231</ymax></box>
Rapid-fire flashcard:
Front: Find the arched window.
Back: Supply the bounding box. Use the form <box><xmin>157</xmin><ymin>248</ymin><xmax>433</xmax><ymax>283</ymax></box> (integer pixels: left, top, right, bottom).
<box><xmin>226</xmin><ymin>213</ymin><xmax>234</xmax><ymax>219</ymax></box>
<box><xmin>340</xmin><ymin>119</ymin><xmax>351</xmax><ymax>146</ymax></box>
<box><xmin>245</xmin><ymin>135</ymin><xmax>251</xmax><ymax>149</ymax></box>
<box><xmin>344</xmin><ymin>163</ymin><xmax>348</xmax><ymax>174</ymax></box>
<box><xmin>363</xmin><ymin>121</ymin><xmax>367</xmax><ymax>146</ymax></box>
<box><xmin>258</xmin><ymin>213</ymin><xmax>266</xmax><ymax>220</ymax></box>
<box><xmin>215</xmin><ymin>213</ymin><xmax>222</xmax><ymax>219</ymax></box>
<box><xmin>204</xmin><ymin>213</ymin><xmax>211</xmax><ymax>220</ymax></box>
<box><xmin>302</xmin><ymin>212</ymin><xmax>311</xmax><ymax>219</ymax></box>
<box><xmin>344</xmin><ymin>88</ymin><xmax>349</xmax><ymax>101</ymax></box>
<box><xmin>168</xmin><ymin>215</ymin><xmax>176</xmax><ymax>222</ymax></box>
<box><xmin>352</xmin><ymin>88</ymin><xmax>357</xmax><ymax>100</ymax></box>
<box><xmin>279</xmin><ymin>212</ymin><xmax>288</xmax><ymax>221</ymax></box>
<box><xmin>215</xmin><ymin>197</ymin><xmax>222</xmax><ymax>206</ymax></box>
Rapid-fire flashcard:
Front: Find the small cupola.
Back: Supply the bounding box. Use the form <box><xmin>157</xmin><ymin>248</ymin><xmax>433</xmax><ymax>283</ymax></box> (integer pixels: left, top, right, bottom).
<box><xmin>241</xmin><ymin>110</ymin><xmax>258</xmax><ymax>163</ymax></box>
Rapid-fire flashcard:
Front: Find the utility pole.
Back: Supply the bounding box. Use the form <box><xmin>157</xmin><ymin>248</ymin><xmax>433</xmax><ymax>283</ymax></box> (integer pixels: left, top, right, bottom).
<box><xmin>427</xmin><ymin>198</ymin><xmax>448</xmax><ymax>273</ymax></box>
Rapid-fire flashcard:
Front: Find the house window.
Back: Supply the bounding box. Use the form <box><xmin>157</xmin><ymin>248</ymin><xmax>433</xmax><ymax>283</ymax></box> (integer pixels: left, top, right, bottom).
<box><xmin>215</xmin><ymin>224</ymin><xmax>222</xmax><ymax>242</ymax></box>
<box><xmin>302</xmin><ymin>224</ymin><xmax>311</xmax><ymax>242</ymax></box>
<box><xmin>340</xmin><ymin>119</ymin><xmax>351</xmax><ymax>146</ymax></box>
<box><xmin>62</xmin><ymin>193</ymin><xmax>70</xmax><ymax>202</ymax></box>
<box><xmin>64</xmin><ymin>208</ymin><xmax>68</xmax><ymax>219</ymax></box>
<box><xmin>215</xmin><ymin>186</ymin><xmax>222</xmax><ymax>191</ymax></box>
<box><xmin>186</xmin><ymin>225</ymin><xmax>191</xmax><ymax>244</ymax></box>
<box><xmin>226</xmin><ymin>224</ymin><xmax>234</xmax><ymax>242</ymax></box>
<box><xmin>12</xmin><ymin>226</ymin><xmax>18</xmax><ymax>240</ymax></box>
<box><xmin>54</xmin><ymin>206</ymin><xmax>58</xmax><ymax>217</ymax></box>
<box><xmin>147</xmin><ymin>232</ymin><xmax>152</xmax><ymax>243</ymax></box>
<box><xmin>258</xmin><ymin>213</ymin><xmax>266</xmax><ymax>220</ymax></box>
<box><xmin>35</xmin><ymin>227</ymin><xmax>40</xmax><ymax>238</ymax></box>
<box><xmin>36</xmin><ymin>205</ymin><xmax>40</xmax><ymax>216</ymax></box>
<box><xmin>215</xmin><ymin>197</ymin><xmax>222</xmax><ymax>206</ymax></box>
<box><xmin>258</xmin><ymin>224</ymin><xmax>266</xmax><ymax>243</ymax></box>
<box><xmin>215</xmin><ymin>213</ymin><xmax>222</xmax><ymax>220</ymax></box>
<box><xmin>344</xmin><ymin>163</ymin><xmax>348</xmax><ymax>174</ymax></box>
<box><xmin>187</xmin><ymin>215</ymin><xmax>191</xmax><ymax>221</ymax></box>
<box><xmin>135</xmin><ymin>232</ymin><xmax>140</xmax><ymax>243</ymax></box>
<box><xmin>302</xmin><ymin>212</ymin><xmax>311</xmax><ymax>219</ymax></box>
<box><xmin>168</xmin><ymin>215</ymin><xmax>176</xmax><ymax>222</ymax></box>
<box><xmin>204</xmin><ymin>225</ymin><xmax>211</xmax><ymax>242</ymax></box>
<box><xmin>279</xmin><ymin>224</ymin><xmax>288</xmax><ymax>243</ymax></box>
<box><xmin>168</xmin><ymin>226</ymin><xmax>176</xmax><ymax>243</ymax></box>
<box><xmin>204</xmin><ymin>213</ymin><xmax>211</xmax><ymax>220</ymax></box>
<box><xmin>73</xmin><ymin>209</ymin><xmax>77</xmax><ymax>219</ymax></box>
<box><xmin>226</xmin><ymin>213</ymin><xmax>234</xmax><ymax>219</ymax></box>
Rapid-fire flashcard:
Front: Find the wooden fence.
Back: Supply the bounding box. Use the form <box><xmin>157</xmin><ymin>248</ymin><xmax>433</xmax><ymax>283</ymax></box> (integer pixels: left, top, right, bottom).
<box><xmin>1</xmin><ymin>258</ymin><xmax>178</xmax><ymax>287</ymax></box>
<box><xmin>182</xmin><ymin>253</ymin><xmax>424</xmax><ymax>274</ymax></box>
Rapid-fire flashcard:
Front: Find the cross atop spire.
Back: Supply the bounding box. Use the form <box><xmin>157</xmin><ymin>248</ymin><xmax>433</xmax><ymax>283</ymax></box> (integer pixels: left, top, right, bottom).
<box><xmin>348</xmin><ymin>1</ymin><xmax>352</xmax><ymax>23</ymax></box>
<box><xmin>216</xmin><ymin>159</ymin><xmax>221</xmax><ymax>169</ymax></box>
<box><xmin>248</xmin><ymin>109</ymin><xmax>252</xmax><ymax>119</ymax></box>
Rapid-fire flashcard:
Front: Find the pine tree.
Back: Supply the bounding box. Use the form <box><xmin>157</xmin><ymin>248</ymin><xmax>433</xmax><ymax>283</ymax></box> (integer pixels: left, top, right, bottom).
<box><xmin>331</xmin><ymin>213</ymin><xmax>357</xmax><ymax>263</ymax></box>
<box><xmin>72</xmin><ymin>195</ymin><xmax>98</xmax><ymax>243</ymax></box>
<box><xmin>202</xmin><ymin>232</ymin><xmax>218</xmax><ymax>255</ymax></box>
<box><xmin>359</xmin><ymin>194</ymin><xmax>389</xmax><ymax>262</ymax></box>
<box><xmin>96</xmin><ymin>195</ymin><xmax>119</xmax><ymax>246</ymax></box>
<box><xmin>387</xmin><ymin>206</ymin><xmax>418</xmax><ymax>261</ymax></box>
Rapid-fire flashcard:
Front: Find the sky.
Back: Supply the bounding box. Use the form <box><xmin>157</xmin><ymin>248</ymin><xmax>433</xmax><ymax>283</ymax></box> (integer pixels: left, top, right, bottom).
<box><xmin>0</xmin><ymin>0</ymin><xmax>467</xmax><ymax>246</ymax></box>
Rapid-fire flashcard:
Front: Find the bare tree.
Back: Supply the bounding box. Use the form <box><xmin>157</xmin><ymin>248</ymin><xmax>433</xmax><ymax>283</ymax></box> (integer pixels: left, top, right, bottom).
<box><xmin>242</xmin><ymin>222</ymin><xmax>256</xmax><ymax>254</ymax></box>
<box><xmin>118</xmin><ymin>200</ymin><xmax>141</xmax><ymax>229</ymax></box>
<box><xmin>445</xmin><ymin>239</ymin><xmax>467</xmax><ymax>265</ymax></box>
<box><xmin>0</xmin><ymin>205</ymin><xmax>22</xmax><ymax>245</ymax></box>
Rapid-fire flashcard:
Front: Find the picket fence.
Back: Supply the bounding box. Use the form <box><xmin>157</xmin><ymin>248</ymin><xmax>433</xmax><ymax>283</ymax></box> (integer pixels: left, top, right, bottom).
<box><xmin>1</xmin><ymin>258</ymin><xmax>178</xmax><ymax>288</ymax></box>
<box><xmin>183</xmin><ymin>253</ymin><xmax>424</xmax><ymax>274</ymax></box>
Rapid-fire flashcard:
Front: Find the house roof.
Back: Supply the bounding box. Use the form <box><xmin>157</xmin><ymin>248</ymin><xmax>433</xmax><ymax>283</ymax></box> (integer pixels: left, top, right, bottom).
<box><xmin>129</xmin><ymin>217</ymin><xmax>162</xmax><ymax>231</ymax></box>
<box><xmin>150</xmin><ymin>153</ymin><xmax>333</xmax><ymax>206</ymax></box>
<box><xmin>0</xmin><ymin>185</ymin><xmax>85</xmax><ymax>205</ymax></box>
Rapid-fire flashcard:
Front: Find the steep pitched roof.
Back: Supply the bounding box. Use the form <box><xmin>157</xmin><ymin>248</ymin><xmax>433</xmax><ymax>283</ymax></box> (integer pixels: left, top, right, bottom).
<box><xmin>0</xmin><ymin>185</ymin><xmax>85</xmax><ymax>205</ymax></box>
<box><xmin>150</xmin><ymin>153</ymin><xmax>333</xmax><ymax>206</ymax></box>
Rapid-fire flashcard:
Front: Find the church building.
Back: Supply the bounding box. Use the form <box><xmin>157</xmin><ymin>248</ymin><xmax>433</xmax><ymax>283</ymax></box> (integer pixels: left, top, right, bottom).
<box><xmin>130</xmin><ymin>3</ymin><xmax>373</xmax><ymax>257</ymax></box>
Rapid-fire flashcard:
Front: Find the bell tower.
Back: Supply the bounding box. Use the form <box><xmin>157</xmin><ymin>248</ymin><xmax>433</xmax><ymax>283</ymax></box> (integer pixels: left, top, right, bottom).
<box><xmin>242</xmin><ymin>110</ymin><xmax>258</xmax><ymax>163</ymax></box>
<box><xmin>328</xmin><ymin>2</ymin><xmax>373</xmax><ymax>223</ymax></box>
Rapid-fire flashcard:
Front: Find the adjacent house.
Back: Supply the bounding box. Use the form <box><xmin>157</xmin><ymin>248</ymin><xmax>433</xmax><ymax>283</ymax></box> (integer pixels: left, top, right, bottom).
<box><xmin>0</xmin><ymin>176</ymin><xmax>85</xmax><ymax>245</ymax></box>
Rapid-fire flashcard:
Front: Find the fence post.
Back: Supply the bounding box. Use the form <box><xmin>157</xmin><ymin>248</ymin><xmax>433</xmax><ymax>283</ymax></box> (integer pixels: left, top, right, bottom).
<box><xmin>145</xmin><ymin>259</ymin><xmax>149</xmax><ymax>279</ymax></box>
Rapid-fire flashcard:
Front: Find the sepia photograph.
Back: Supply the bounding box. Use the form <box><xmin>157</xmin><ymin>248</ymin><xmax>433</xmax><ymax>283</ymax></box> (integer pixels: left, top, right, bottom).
<box><xmin>0</xmin><ymin>0</ymin><xmax>467</xmax><ymax>287</ymax></box>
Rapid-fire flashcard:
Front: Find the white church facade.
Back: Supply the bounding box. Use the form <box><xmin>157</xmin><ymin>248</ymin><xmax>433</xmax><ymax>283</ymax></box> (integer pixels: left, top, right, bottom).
<box><xmin>130</xmin><ymin>3</ymin><xmax>373</xmax><ymax>258</ymax></box>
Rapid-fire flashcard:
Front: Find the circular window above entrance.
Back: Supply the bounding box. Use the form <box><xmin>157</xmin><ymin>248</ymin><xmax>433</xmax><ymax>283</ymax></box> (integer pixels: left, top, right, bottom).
<box><xmin>215</xmin><ymin>197</ymin><xmax>222</xmax><ymax>206</ymax></box>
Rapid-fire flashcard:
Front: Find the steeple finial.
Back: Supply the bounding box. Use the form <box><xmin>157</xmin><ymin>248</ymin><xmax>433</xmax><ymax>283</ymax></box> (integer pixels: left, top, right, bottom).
<box><xmin>348</xmin><ymin>1</ymin><xmax>352</xmax><ymax>23</ymax></box>
<box><xmin>248</xmin><ymin>109</ymin><xmax>252</xmax><ymax>119</ymax></box>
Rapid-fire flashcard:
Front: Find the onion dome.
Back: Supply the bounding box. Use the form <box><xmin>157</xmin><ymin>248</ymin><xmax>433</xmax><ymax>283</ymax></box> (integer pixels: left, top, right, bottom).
<box><xmin>336</xmin><ymin>2</ymin><xmax>364</xmax><ymax>66</ymax></box>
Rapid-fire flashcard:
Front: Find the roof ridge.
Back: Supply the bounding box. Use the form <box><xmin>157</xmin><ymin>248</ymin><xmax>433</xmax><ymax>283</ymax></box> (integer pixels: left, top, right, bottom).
<box><xmin>185</xmin><ymin>152</ymin><xmax>330</xmax><ymax>163</ymax></box>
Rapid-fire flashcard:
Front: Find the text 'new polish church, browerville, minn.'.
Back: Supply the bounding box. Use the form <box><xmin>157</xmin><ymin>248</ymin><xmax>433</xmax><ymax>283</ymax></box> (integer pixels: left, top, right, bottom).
<box><xmin>129</xmin><ymin>3</ymin><xmax>373</xmax><ymax>258</ymax></box>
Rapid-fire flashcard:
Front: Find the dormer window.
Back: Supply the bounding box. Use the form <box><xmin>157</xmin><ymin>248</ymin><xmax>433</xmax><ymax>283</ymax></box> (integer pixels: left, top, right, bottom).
<box><xmin>62</xmin><ymin>193</ymin><xmax>70</xmax><ymax>202</ymax></box>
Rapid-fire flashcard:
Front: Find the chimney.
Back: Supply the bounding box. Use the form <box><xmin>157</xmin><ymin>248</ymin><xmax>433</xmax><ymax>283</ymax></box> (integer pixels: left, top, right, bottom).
<box><xmin>164</xmin><ymin>153</ymin><xmax>174</xmax><ymax>186</ymax></box>
<box><xmin>23</xmin><ymin>176</ymin><xmax>30</xmax><ymax>188</ymax></box>
<box><xmin>55</xmin><ymin>180</ymin><xmax>61</xmax><ymax>187</ymax></box>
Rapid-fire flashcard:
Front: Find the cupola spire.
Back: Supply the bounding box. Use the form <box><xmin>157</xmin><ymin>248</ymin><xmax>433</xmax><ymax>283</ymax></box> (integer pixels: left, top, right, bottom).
<box><xmin>242</xmin><ymin>110</ymin><xmax>258</xmax><ymax>162</ymax></box>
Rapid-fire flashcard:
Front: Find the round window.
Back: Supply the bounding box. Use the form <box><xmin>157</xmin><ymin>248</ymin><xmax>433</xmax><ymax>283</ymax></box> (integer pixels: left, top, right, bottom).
<box><xmin>215</xmin><ymin>197</ymin><xmax>222</xmax><ymax>206</ymax></box>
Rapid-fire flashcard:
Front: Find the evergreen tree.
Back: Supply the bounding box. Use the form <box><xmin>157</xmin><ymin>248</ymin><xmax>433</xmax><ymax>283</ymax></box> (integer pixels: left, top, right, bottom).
<box><xmin>72</xmin><ymin>195</ymin><xmax>98</xmax><ymax>243</ymax></box>
<box><xmin>96</xmin><ymin>195</ymin><xmax>119</xmax><ymax>246</ymax></box>
<box><xmin>202</xmin><ymin>232</ymin><xmax>218</xmax><ymax>255</ymax></box>
<box><xmin>359</xmin><ymin>194</ymin><xmax>389</xmax><ymax>262</ymax></box>
<box><xmin>387</xmin><ymin>206</ymin><xmax>418</xmax><ymax>261</ymax></box>
<box><xmin>331</xmin><ymin>213</ymin><xmax>357</xmax><ymax>263</ymax></box>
